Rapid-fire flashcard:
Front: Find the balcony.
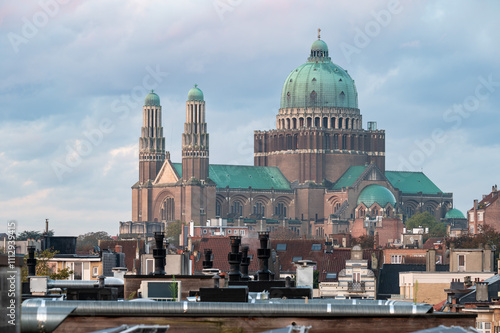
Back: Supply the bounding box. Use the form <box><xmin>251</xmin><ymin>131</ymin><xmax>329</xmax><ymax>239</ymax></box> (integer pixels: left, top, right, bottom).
<box><xmin>347</xmin><ymin>281</ymin><xmax>365</xmax><ymax>293</ymax></box>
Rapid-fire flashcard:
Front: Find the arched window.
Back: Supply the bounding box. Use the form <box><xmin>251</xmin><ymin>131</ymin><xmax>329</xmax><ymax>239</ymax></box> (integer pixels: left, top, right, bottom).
<box><xmin>342</xmin><ymin>135</ymin><xmax>347</xmax><ymax>149</ymax></box>
<box><xmin>292</xmin><ymin>118</ymin><xmax>297</xmax><ymax>129</ymax></box>
<box><xmin>253</xmin><ymin>202</ymin><xmax>265</xmax><ymax>218</ymax></box>
<box><xmin>293</xmin><ymin>134</ymin><xmax>298</xmax><ymax>150</ymax></box>
<box><xmin>216</xmin><ymin>200</ymin><xmax>222</xmax><ymax>217</ymax></box>
<box><xmin>275</xmin><ymin>203</ymin><xmax>287</xmax><ymax>218</ymax></box>
<box><xmin>160</xmin><ymin>197</ymin><xmax>175</xmax><ymax>221</ymax></box>
<box><xmin>331</xmin><ymin>117</ymin><xmax>336</xmax><ymax>129</ymax></box>
<box><xmin>345</xmin><ymin>118</ymin><xmax>350</xmax><ymax>129</ymax></box>
<box><xmin>406</xmin><ymin>206</ymin><xmax>414</xmax><ymax>218</ymax></box>
<box><xmin>338</xmin><ymin>118</ymin><xmax>343</xmax><ymax>129</ymax></box>
<box><xmin>307</xmin><ymin>117</ymin><xmax>312</xmax><ymax>127</ymax></box>
<box><xmin>286</xmin><ymin>118</ymin><xmax>290</xmax><ymax>129</ymax></box>
<box><xmin>231</xmin><ymin>201</ymin><xmax>243</xmax><ymax>217</ymax></box>
<box><xmin>299</xmin><ymin>117</ymin><xmax>304</xmax><ymax>127</ymax></box>
<box><xmin>314</xmin><ymin>117</ymin><xmax>320</xmax><ymax>127</ymax></box>
<box><xmin>323</xmin><ymin>117</ymin><xmax>328</xmax><ymax>128</ymax></box>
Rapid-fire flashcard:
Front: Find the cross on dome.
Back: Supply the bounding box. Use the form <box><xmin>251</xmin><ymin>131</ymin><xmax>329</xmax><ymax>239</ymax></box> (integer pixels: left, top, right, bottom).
<box><xmin>318</xmin><ymin>28</ymin><xmax>321</xmax><ymax>40</ymax></box>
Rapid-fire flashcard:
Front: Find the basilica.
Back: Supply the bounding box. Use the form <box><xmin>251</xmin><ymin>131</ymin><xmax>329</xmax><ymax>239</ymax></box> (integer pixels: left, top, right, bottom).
<box><xmin>121</xmin><ymin>33</ymin><xmax>454</xmax><ymax>245</ymax></box>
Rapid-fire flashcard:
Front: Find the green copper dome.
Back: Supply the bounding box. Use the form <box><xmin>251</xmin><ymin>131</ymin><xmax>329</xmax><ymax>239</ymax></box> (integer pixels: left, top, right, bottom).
<box><xmin>145</xmin><ymin>90</ymin><xmax>160</xmax><ymax>106</ymax></box>
<box><xmin>357</xmin><ymin>185</ymin><xmax>397</xmax><ymax>208</ymax></box>
<box><xmin>311</xmin><ymin>39</ymin><xmax>328</xmax><ymax>52</ymax></box>
<box><xmin>280</xmin><ymin>38</ymin><xmax>358</xmax><ymax>109</ymax></box>
<box><xmin>445</xmin><ymin>208</ymin><xmax>465</xmax><ymax>219</ymax></box>
<box><xmin>187</xmin><ymin>84</ymin><xmax>204</xmax><ymax>101</ymax></box>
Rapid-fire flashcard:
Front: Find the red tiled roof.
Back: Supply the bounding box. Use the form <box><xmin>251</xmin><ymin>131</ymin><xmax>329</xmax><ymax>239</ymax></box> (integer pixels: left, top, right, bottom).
<box><xmin>271</xmin><ymin>239</ymin><xmax>382</xmax><ymax>282</ymax></box>
<box><xmin>423</xmin><ymin>237</ymin><xmax>445</xmax><ymax>249</ymax></box>
<box><xmin>478</xmin><ymin>191</ymin><xmax>500</xmax><ymax>208</ymax></box>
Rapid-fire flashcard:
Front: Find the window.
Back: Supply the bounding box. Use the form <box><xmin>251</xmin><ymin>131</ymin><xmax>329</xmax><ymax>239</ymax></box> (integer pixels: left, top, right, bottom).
<box><xmin>216</xmin><ymin>201</ymin><xmax>221</xmax><ymax>217</ymax></box>
<box><xmin>231</xmin><ymin>201</ymin><xmax>243</xmax><ymax>217</ymax></box>
<box><xmin>203</xmin><ymin>229</ymin><xmax>207</xmax><ymax>234</ymax></box>
<box><xmin>275</xmin><ymin>203</ymin><xmax>287</xmax><ymax>218</ymax></box>
<box><xmin>276</xmin><ymin>243</ymin><xmax>287</xmax><ymax>251</ymax></box>
<box><xmin>93</xmin><ymin>266</ymin><xmax>98</xmax><ymax>276</ymax></box>
<box><xmin>240</xmin><ymin>230</ymin><xmax>245</xmax><ymax>236</ymax></box>
<box><xmin>160</xmin><ymin>197</ymin><xmax>175</xmax><ymax>221</ymax></box>
<box><xmin>146</xmin><ymin>259</ymin><xmax>154</xmax><ymax>275</ymax></box>
<box><xmin>353</xmin><ymin>271</ymin><xmax>361</xmax><ymax>283</ymax></box>
<box><xmin>326</xmin><ymin>273</ymin><xmax>337</xmax><ymax>279</ymax></box>
<box><xmin>253</xmin><ymin>202</ymin><xmax>265</xmax><ymax>218</ymax></box>
<box><xmin>311</xmin><ymin>244</ymin><xmax>321</xmax><ymax>251</ymax></box>
<box><xmin>458</xmin><ymin>254</ymin><xmax>465</xmax><ymax>272</ymax></box>
<box><xmin>292</xmin><ymin>256</ymin><xmax>303</xmax><ymax>262</ymax></box>
<box><xmin>73</xmin><ymin>262</ymin><xmax>83</xmax><ymax>280</ymax></box>
<box><xmin>391</xmin><ymin>255</ymin><xmax>403</xmax><ymax>264</ymax></box>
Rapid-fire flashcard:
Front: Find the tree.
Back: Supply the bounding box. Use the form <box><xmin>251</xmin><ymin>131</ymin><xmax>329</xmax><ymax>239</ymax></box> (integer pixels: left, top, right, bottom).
<box><xmin>351</xmin><ymin>235</ymin><xmax>375</xmax><ymax>249</ymax></box>
<box><xmin>77</xmin><ymin>231</ymin><xmax>112</xmax><ymax>253</ymax></box>
<box><xmin>22</xmin><ymin>249</ymin><xmax>73</xmax><ymax>282</ymax></box>
<box><xmin>405</xmin><ymin>212</ymin><xmax>446</xmax><ymax>237</ymax></box>
<box><xmin>166</xmin><ymin>221</ymin><xmax>183</xmax><ymax>246</ymax></box>
<box><xmin>17</xmin><ymin>230</ymin><xmax>54</xmax><ymax>241</ymax></box>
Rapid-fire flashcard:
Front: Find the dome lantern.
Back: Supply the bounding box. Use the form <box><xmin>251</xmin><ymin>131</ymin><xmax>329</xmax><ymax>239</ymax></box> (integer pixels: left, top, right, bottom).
<box><xmin>187</xmin><ymin>84</ymin><xmax>204</xmax><ymax>102</ymax></box>
<box><xmin>144</xmin><ymin>90</ymin><xmax>160</xmax><ymax>106</ymax></box>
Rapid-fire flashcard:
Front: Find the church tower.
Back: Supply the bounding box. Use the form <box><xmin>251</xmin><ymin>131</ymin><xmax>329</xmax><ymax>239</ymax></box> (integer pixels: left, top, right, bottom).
<box><xmin>139</xmin><ymin>90</ymin><xmax>167</xmax><ymax>184</ymax></box>
<box><xmin>182</xmin><ymin>84</ymin><xmax>209</xmax><ymax>182</ymax></box>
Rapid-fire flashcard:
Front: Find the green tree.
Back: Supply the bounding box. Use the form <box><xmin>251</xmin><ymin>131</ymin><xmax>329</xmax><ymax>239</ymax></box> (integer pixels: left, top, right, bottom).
<box><xmin>406</xmin><ymin>212</ymin><xmax>446</xmax><ymax>237</ymax></box>
<box><xmin>166</xmin><ymin>221</ymin><xmax>183</xmax><ymax>246</ymax></box>
<box><xmin>77</xmin><ymin>231</ymin><xmax>113</xmax><ymax>253</ymax></box>
<box><xmin>22</xmin><ymin>249</ymin><xmax>73</xmax><ymax>282</ymax></box>
<box><xmin>17</xmin><ymin>230</ymin><xmax>54</xmax><ymax>241</ymax></box>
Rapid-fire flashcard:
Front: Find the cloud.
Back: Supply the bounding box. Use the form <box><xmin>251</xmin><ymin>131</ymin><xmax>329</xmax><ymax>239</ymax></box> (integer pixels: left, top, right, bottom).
<box><xmin>1</xmin><ymin>0</ymin><xmax>499</xmax><ymax>236</ymax></box>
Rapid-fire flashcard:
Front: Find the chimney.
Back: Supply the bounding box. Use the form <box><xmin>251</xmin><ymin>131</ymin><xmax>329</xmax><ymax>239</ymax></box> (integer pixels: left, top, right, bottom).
<box><xmin>153</xmin><ymin>232</ymin><xmax>166</xmax><ymax>275</ymax></box>
<box><xmin>228</xmin><ymin>236</ymin><xmax>242</xmax><ymax>282</ymax></box>
<box><xmin>426</xmin><ymin>249</ymin><xmax>436</xmax><ymax>272</ymax></box>
<box><xmin>476</xmin><ymin>281</ymin><xmax>489</xmax><ymax>302</ymax></box>
<box><xmin>202</xmin><ymin>249</ymin><xmax>213</xmax><ymax>269</ymax></box>
<box><xmin>240</xmin><ymin>246</ymin><xmax>250</xmax><ymax>281</ymax></box>
<box><xmin>27</xmin><ymin>245</ymin><xmax>37</xmax><ymax>276</ymax></box>
<box><xmin>257</xmin><ymin>232</ymin><xmax>271</xmax><ymax>281</ymax></box>
<box><xmin>464</xmin><ymin>276</ymin><xmax>472</xmax><ymax>288</ymax></box>
<box><xmin>374</xmin><ymin>231</ymin><xmax>379</xmax><ymax>249</ymax></box>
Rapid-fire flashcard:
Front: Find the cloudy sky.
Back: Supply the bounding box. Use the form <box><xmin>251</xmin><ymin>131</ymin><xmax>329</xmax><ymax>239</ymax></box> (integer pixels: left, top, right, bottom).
<box><xmin>1</xmin><ymin>0</ymin><xmax>499</xmax><ymax>236</ymax></box>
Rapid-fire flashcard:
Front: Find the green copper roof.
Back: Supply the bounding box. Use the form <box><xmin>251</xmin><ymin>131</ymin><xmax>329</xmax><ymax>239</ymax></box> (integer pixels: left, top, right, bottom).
<box><xmin>145</xmin><ymin>90</ymin><xmax>160</xmax><ymax>106</ymax></box>
<box><xmin>311</xmin><ymin>39</ymin><xmax>328</xmax><ymax>52</ymax></box>
<box><xmin>357</xmin><ymin>184</ymin><xmax>396</xmax><ymax>208</ymax></box>
<box><xmin>187</xmin><ymin>84</ymin><xmax>204</xmax><ymax>101</ymax></box>
<box><xmin>172</xmin><ymin>163</ymin><xmax>291</xmax><ymax>190</ymax></box>
<box><xmin>445</xmin><ymin>208</ymin><xmax>465</xmax><ymax>219</ymax></box>
<box><xmin>385</xmin><ymin>171</ymin><xmax>442</xmax><ymax>195</ymax></box>
<box><xmin>332</xmin><ymin>165</ymin><xmax>367</xmax><ymax>190</ymax></box>
<box><xmin>280</xmin><ymin>38</ymin><xmax>358</xmax><ymax>109</ymax></box>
